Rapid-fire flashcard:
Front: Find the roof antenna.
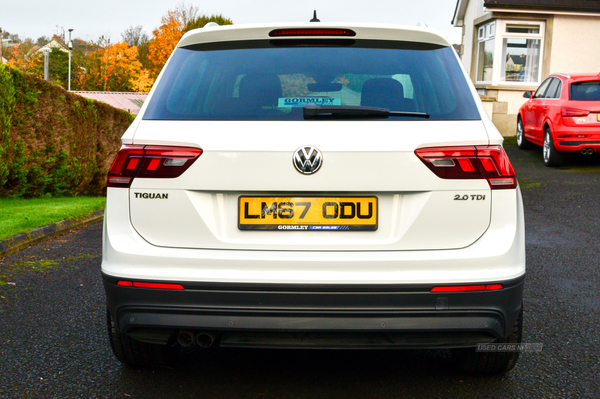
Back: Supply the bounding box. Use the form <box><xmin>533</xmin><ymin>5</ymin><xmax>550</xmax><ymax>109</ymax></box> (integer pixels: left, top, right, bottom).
<box><xmin>310</xmin><ymin>10</ymin><xmax>320</xmax><ymax>22</ymax></box>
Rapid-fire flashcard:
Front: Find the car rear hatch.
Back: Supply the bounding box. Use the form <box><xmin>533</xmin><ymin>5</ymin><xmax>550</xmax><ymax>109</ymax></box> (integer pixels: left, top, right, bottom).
<box><xmin>562</xmin><ymin>79</ymin><xmax>600</xmax><ymax>131</ymax></box>
<box><xmin>109</xmin><ymin>24</ymin><xmax>514</xmax><ymax>252</ymax></box>
<box><xmin>118</xmin><ymin>119</ymin><xmax>504</xmax><ymax>251</ymax></box>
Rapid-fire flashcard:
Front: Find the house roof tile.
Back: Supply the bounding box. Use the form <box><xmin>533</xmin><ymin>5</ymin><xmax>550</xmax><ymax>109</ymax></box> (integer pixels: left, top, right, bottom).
<box><xmin>73</xmin><ymin>91</ymin><xmax>148</xmax><ymax>115</ymax></box>
<box><xmin>484</xmin><ymin>0</ymin><xmax>600</xmax><ymax>12</ymax></box>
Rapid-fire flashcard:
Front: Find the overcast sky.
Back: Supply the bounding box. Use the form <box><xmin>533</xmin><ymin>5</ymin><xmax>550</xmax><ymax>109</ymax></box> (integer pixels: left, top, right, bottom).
<box><xmin>2</xmin><ymin>0</ymin><xmax>461</xmax><ymax>45</ymax></box>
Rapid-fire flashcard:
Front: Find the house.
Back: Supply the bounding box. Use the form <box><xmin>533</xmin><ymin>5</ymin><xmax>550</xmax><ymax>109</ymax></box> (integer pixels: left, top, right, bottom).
<box><xmin>1</xmin><ymin>38</ymin><xmax>11</xmax><ymax>64</ymax></box>
<box><xmin>452</xmin><ymin>0</ymin><xmax>600</xmax><ymax>136</ymax></box>
<box><xmin>37</xmin><ymin>35</ymin><xmax>68</xmax><ymax>54</ymax></box>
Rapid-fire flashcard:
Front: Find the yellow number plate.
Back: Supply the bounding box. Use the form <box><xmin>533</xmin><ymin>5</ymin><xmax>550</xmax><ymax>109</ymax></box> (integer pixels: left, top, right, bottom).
<box><xmin>239</xmin><ymin>197</ymin><xmax>378</xmax><ymax>231</ymax></box>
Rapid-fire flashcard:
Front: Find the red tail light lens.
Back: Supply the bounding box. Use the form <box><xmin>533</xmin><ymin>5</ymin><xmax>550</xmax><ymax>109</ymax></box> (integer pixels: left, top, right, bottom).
<box><xmin>561</xmin><ymin>107</ymin><xmax>590</xmax><ymax>117</ymax></box>
<box><xmin>269</xmin><ymin>28</ymin><xmax>356</xmax><ymax>37</ymax></box>
<box><xmin>415</xmin><ymin>145</ymin><xmax>516</xmax><ymax>189</ymax></box>
<box><xmin>107</xmin><ymin>145</ymin><xmax>202</xmax><ymax>188</ymax></box>
<box><xmin>117</xmin><ymin>281</ymin><xmax>185</xmax><ymax>290</ymax></box>
<box><xmin>430</xmin><ymin>284</ymin><xmax>503</xmax><ymax>292</ymax></box>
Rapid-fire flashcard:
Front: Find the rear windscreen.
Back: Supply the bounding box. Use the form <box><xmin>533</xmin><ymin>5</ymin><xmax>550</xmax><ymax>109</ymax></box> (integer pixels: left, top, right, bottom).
<box><xmin>143</xmin><ymin>39</ymin><xmax>480</xmax><ymax>121</ymax></box>
<box><xmin>571</xmin><ymin>81</ymin><xmax>600</xmax><ymax>101</ymax></box>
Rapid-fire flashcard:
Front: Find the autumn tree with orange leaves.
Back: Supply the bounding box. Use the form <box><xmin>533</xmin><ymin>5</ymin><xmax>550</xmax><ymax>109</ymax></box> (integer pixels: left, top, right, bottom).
<box><xmin>77</xmin><ymin>41</ymin><xmax>154</xmax><ymax>92</ymax></box>
<box><xmin>6</xmin><ymin>41</ymin><xmax>42</xmax><ymax>74</ymax></box>
<box><xmin>148</xmin><ymin>10</ymin><xmax>185</xmax><ymax>79</ymax></box>
<box><xmin>3</xmin><ymin>4</ymin><xmax>231</xmax><ymax>93</ymax></box>
<box><xmin>148</xmin><ymin>5</ymin><xmax>232</xmax><ymax>79</ymax></box>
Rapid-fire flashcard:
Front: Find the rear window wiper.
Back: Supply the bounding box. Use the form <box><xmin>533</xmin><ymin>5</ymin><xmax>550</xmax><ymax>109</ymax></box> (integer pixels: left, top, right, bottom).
<box><xmin>303</xmin><ymin>104</ymin><xmax>430</xmax><ymax>120</ymax></box>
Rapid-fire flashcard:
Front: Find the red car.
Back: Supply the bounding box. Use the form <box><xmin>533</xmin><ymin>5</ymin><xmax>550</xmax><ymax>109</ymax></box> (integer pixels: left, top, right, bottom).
<box><xmin>517</xmin><ymin>73</ymin><xmax>600</xmax><ymax>166</ymax></box>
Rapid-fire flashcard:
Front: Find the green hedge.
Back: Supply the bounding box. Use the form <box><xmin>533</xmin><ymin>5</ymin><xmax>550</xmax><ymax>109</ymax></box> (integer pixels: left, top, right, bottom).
<box><xmin>0</xmin><ymin>64</ymin><xmax>133</xmax><ymax>198</ymax></box>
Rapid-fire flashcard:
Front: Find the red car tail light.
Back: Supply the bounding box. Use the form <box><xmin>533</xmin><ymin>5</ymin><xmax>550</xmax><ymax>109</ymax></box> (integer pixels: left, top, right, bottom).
<box><xmin>107</xmin><ymin>145</ymin><xmax>203</xmax><ymax>188</ymax></box>
<box><xmin>561</xmin><ymin>107</ymin><xmax>590</xmax><ymax>117</ymax></box>
<box><xmin>430</xmin><ymin>284</ymin><xmax>504</xmax><ymax>293</ymax></box>
<box><xmin>415</xmin><ymin>145</ymin><xmax>517</xmax><ymax>189</ymax></box>
<box><xmin>117</xmin><ymin>281</ymin><xmax>185</xmax><ymax>290</ymax></box>
<box><xmin>269</xmin><ymin>28</ymin><xmax>356</xmax><ymax>37</ymax></box>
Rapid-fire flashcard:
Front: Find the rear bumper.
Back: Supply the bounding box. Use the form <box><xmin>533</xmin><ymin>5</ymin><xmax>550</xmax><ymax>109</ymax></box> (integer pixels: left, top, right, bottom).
<box><xmin>554</xmin><ymin>126</ymin><xmax>600</xmax><ymax>151</ymax></box>
<box><xmin>103</xmin><ymin>274</ymin><xmax>524</xmax><ymax>349</ymax></box>
<box><xmin>556</xmin><ymin>140</ymin><xmax>600</xmax><ymax>151</ymax></box>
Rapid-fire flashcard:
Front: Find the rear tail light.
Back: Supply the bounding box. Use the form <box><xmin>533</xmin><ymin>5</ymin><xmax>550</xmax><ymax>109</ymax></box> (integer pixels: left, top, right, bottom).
<box><xmin>107</xmin><ymin>145</ymin><xmax>202</xmax><ymax>188</ymax></box>
<box><xmin>561</xmin><ymin>107</ymin><xmax>590</xmax><ymax>117</ymax></box>
<box><xmin>430</xmin><ymin>284</ymin><xmax>504</xmax><ymax>293</ymax></box>
<box><xmin>117</xmin><ymin>281</ymin><xmax>185</xmax><ymax>290</ymax></box>
<box><xmin>415</xmin><ymin>145</ymin><xmax>517</xmax><ymax>189</ymax></box>
<box><xmin>269</xmin><ymin>28</ymin><xmax>356</xmax><ymax>37</ymax></box>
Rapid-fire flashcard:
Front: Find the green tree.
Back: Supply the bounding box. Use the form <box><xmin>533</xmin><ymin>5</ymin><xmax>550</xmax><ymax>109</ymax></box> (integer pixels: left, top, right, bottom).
<box><xmin>184</xmin><ymin>14</ymin><xmax>233</xmax><ymax>32</ymax></box>
<box><xmin>36</xmin><ymin>36</ymin><xmax>50</xmax><ymax>47</ymax></box>
<box><xmin>0</xmin><ymin>65</ymin><xmax>16</xmax><ymax>187</ymax></box>
<box><xmin>30</xmin><ymin>48</ymin><xmax>69</xmax><ymax>88</ymax></box>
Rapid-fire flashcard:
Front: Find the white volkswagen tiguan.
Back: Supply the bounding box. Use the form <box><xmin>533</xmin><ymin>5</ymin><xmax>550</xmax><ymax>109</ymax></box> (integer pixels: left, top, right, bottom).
<box><xmin>102</xmin><ymin>21</ymin><xmax>525</xmax><ymax>374</ymax></box>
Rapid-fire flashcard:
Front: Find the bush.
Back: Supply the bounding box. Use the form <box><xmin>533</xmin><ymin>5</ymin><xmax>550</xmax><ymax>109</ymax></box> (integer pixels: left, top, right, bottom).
<box><xmin>0</xmin><ymin>64</ymin><xmax>132</xmax><ymax>197</ymax></box>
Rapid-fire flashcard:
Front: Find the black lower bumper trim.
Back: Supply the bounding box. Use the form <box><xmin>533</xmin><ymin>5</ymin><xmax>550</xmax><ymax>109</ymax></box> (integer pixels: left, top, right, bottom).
<box><xmin>558</xmin><ymin>141</ymin><xmax>600</xmax><ymax>146</ymax></box>
<box><xmin>219</xmin><ymin>331</ymin><xmax>496</xmax><ymax>349</ymax></box>
<box><xmin>103</xmin><ymin>274</ymin><xmax>524</xmax><ymax>347</ymax></box>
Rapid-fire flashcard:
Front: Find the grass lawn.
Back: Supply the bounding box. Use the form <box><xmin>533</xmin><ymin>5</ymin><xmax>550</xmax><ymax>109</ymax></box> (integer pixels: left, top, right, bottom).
<box><xmin>0</xmin><ymin>197</ymin><xmax>105</xmax><ymax>241</ymax></box>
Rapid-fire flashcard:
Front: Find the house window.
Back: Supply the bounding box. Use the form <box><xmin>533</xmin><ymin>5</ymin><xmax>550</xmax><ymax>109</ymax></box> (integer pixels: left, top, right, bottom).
<box><xmin>476</xmin><ymin>21</ymin><xmax>495</xmax><ymax>83</ymax></box>
<box><xmin>476</xmin><ymin>20</ymin><xmax>545</xmax><ymax>86</ymax></box>
<box><xmin>500</xmin><ymin>23</ymin><xmax>543</xmax><ymax>84</ymax></box>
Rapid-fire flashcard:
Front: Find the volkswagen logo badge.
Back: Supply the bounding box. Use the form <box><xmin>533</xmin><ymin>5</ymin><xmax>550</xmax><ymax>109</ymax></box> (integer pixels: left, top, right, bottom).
<box><xmin>293</xmin><ymin>146</ymin><xmax>323</xmax><ymax>175</ymax></box>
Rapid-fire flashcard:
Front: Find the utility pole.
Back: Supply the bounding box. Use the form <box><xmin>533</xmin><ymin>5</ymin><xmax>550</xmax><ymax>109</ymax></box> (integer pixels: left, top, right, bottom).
<box><xmin>42</xmin><ymin>48</ymin><xmax>50</xmax><ymax>80</ymax></box>
<box><xmin>0</xmin><ymin>27</ymin><xmax>3</xmax><ymax>65</ymax></box>
<box><xmin>68</xmin><ymin>28</ymin><xmax>73</xmax><ymax>91</ymax></box>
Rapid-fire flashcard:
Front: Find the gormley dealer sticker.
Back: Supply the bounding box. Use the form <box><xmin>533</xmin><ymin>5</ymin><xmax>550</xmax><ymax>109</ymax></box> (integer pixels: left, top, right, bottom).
<box><xmin>278</xmin><ymin>97</ymin><xmax>342</xmax><ymax>107</ymax></box>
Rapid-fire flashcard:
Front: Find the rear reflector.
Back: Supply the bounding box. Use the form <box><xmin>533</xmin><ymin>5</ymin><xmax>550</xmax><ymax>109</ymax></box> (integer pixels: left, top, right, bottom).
<box><xmin>107</xmin><ymin>145</ymin><xmax>203</xmax><ymax>188</ymax></box>
<box><xmin>117</xmin><ymin>281</ymin><xmax>185</xmax><ymax>290</ymax></box>
<box><xmin>415</xmin><ymin>145</ymin><xmax>517</xmax><ymax>189</ymax></box>
<box><xmin>269</xmin><ymin>28</ymin><xmax>356</xmax><ymax>37</ymax></box>
<box><xmin>431</xmin><ymin>284</ymin><xmax>504</xmax><ymax>292</ymax></box>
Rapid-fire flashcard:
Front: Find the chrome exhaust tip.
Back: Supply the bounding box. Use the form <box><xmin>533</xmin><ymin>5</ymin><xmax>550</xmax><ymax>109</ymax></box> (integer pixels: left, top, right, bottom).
<box><xmin>177</xmin><ymin>330</ymin><xmax>195</xmax><ymax>347</ymax></box>
<box><xmin>197</xmin><ymin>333</ymin><xmax>216</xmax><ymax>348</ymax></box>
